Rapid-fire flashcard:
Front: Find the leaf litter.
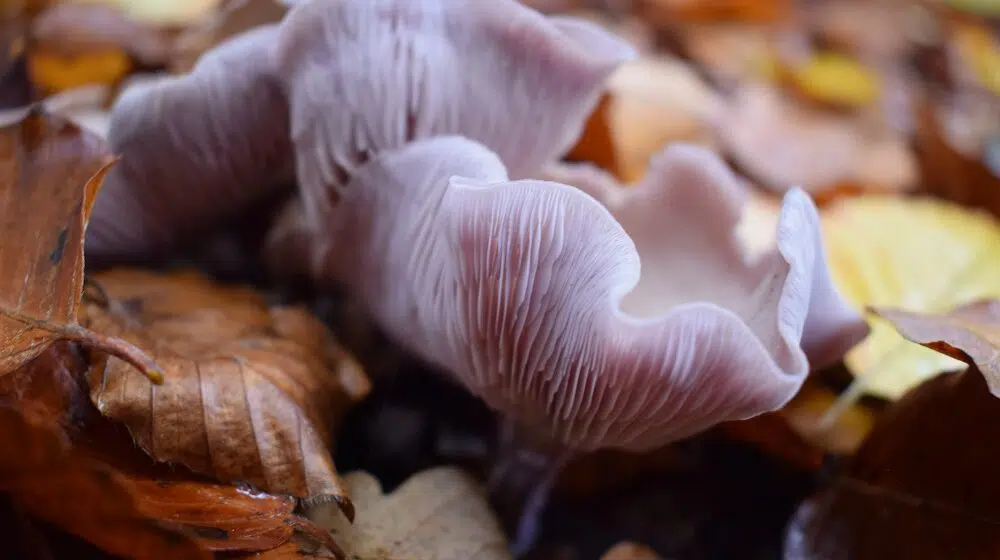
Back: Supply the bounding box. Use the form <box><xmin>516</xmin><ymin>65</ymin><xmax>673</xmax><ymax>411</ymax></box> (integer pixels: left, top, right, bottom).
<box><xmin>4</xmin><ymin>0</ymin><xmax>1000</xmax><ymax>558</ymax></box>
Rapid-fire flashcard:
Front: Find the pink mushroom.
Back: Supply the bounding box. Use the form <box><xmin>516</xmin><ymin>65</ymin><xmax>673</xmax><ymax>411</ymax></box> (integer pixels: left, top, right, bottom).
<box><xmin>265</xmin><ymin>137</ymin><xmax>869</xmax><ymax>552</ymax></box>
<box><xmin>85</xmin><ymin>0</ymin><xmax>633</xmax><ymax>261</ymax></box>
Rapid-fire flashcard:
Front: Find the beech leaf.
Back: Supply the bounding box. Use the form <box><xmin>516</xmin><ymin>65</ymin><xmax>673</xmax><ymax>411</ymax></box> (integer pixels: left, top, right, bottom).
<box><xmin>873</xmin><ymin>301</ymin><xmax>1000</xmax><ymax>397</ymax></box>
<box><xmin>81</xmin><ymin>268</ymin><xmax>370</xmax><ymax>515</ymax></box>
<box><xmin>308</xmin><ymin>467</ymin><xmax>511</xmax><ymax>560</ymax></box>
<box><xmin>0</xmin><ymin>108</ymin><xmax>161</xmax><ymax>382</ymax></box>
<box><xmin>785</xmin><ymin>362</ymin><xmax>1000</xmax><ymax>558</ymax></box>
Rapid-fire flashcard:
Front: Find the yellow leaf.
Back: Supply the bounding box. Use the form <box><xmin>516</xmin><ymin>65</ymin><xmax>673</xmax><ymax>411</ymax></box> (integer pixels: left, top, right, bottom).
<box><xmin>822</xmin><ymin>195</ymin><xmax>1000</xmax><ymax>400</ymax></box>
<box><xmin>952</xmin><ymin>22</ymin><xmax>1000</xmax><ymax>97</ymax></box>
<box><xmin>788</xmin><ymin>52</ymin><xmax>880</xmax><ymax>109</ymax></box>
<box><xmin>28</xmin><ymin>48</ymin><xmax>130</xmax><ymax>94</ymax></box>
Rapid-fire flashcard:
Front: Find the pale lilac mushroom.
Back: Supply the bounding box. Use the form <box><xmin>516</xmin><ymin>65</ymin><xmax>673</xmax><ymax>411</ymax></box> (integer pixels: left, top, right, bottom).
<box><xmin>85</xmin><ymin>0</ymin><xmax>634</xmax><ymax>260</ymax></box>
<box><xmin>265</xmin><ymin>136</ymin><xmax>869</xmax><ymax>552</ymax></box>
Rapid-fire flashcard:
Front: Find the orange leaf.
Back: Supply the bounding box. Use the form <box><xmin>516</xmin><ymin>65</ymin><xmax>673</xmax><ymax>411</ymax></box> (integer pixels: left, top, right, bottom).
<box><xmin>0</xmin><ymin>108</ymin><xmax>161</xmax><ymax>382</ymax></box>
<box><xmin>0</xmin><ymin>346</ymin><xmax>208</xmax><ymax>560</ymax></box>
<box><xmin>82</xmin><ymin>268</ymin><xmax>370</xmax><ymax>514</ymax></box>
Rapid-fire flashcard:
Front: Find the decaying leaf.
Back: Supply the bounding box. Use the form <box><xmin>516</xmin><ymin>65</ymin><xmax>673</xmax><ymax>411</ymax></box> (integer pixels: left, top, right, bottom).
<box><xmin>309</xmin><ymin>468</ymin><xmax>511</xmax><ymax>560</ymax></box>
<box><xmin>785</xmin><ymin>363</ymin><xmax>1000</xmax><ymax>559</ymax></box>
<box><xmin>0</xmin><ymin>345</ymin><xmax>208</xmax><ymax>560</ymax></box>
<box><xmin>821</xmin><ymin>195</ymin><xmax>1000</xmax><ymax>400</ymax></box>
<box><xmin>82</xmin><ymin>268</ymin><xmax>369</xmax><ymax>513</ymax></box>
<box><xmin>0</xmin><ymin>108</ymin><xmax>160</xmax><ymax>381</ymax></box>
<box><xmin>718</xmin><ymin>84</ymin><xmax>917</xmax><ymax>196</ymax></box>
<box><xmin>872</xmin><ymin>301</ymin><xmax>1000</xmax><ymax>397</ymax></box>
<box><xmin>601</xmin><ymin>542</ymin><xmax>662</xmax><ymax>560</ymax></box>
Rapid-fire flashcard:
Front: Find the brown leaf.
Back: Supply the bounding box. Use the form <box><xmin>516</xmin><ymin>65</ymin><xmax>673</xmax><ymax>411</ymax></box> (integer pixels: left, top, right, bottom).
<box><xmin>785</xmin><ymin>366</ymin><xmax>1000</xmax><ymax>559</ymax></box>
<box><xmin>0</xmin><ymin>345</ymin><xmax>209</xmax><ymax>560</ymax></box>
<box><xmin>82</xmin><ymin>268</ymin><xmax>370</xmax><ymax>513</ymax></box>
<box><xmin>872</xmin><ymin>301</ymin><xmax>1000</xmax><ymax>397</ymax></box>
<box><xmin>0</xmin><ymin>337</ymin><xmax>341</xmax><ymax>559</ymax></box>
<box><xmin>565</xmin><ymin>93</ymin><xmax>621</xmax><ymax>177</ymax></box>
<box><xmin>0</xmin><ymin>108</ymin><xmax>162</xmax><ymax>381</ymax></box>
<box><xmin>308</xmin><ymin>468</ymin><xmax>511</xmax><ymax>560</ymax></box>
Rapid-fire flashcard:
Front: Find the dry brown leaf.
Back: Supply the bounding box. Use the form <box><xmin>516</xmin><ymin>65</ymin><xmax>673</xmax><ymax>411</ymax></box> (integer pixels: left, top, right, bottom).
<box><xmin>718</xmin><ymin>84</ymin><xmax>917</xmax><ymax>196</ymax></box>
<box><xmin>0</xmin><ymin>335</ymin><xmax>340</xmax><ymax>559</ymax></box>
<box><xmin>872</xmin><ymin>301</ymin><xmax>1000</xmax><ymax>397</ymax></box>
<box><xmin>0</xmin><ymin>344</ymin><xmax>208</xmax><ymax>560</ymax></box>
<box><xmin>601</xmin><ymin>542</ymin><xmax>662</xmax><ymax>560</ymax></box>
<box><xmin>785</xmin><ymin>365</ymin><xmax>1000</xmax><ymax>559</ymax></box>
<box><xmin>309</xmin><ymin>468</ymin><xmax>511</xmax><ymax>560</ymax></box>
<box><xmin>0</xmin><ymin>108</ymin><xmax>161</xmax><ymax>380</ymax></box>
<box><xmin>82</xmin><ymin>268</ymin><xmax>370</xmax><ymax>515</ymax></box>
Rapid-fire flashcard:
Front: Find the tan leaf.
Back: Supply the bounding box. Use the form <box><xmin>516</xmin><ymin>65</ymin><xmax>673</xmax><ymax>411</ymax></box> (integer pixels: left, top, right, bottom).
<box><xmin>308</xmin><ymin>468</ymin><xmax>511</xmax><ymax>560</ymax></box>
<box><xmin>718</xmin><ymin>84</ymin><xmax>917</xmax><ymax>196</ymax></box>
<box><xmin>785</xmin><ymin>366</ymin><xmax>1000</xmax><ymax>558</ymax></box>
<box><xmin>81</xmin><ymin>268</ymin><xmax>371</xmax><ymax>513</ymax></box>
<box><xmin>873</xmin><ymin>301</ymin><xmax>1000</xmax><ymax>397</ymax></box>
<box><xmin>601</xmin><ymin>542</ymin><xmax>662</xmax><ymax>560</ymax></box>
<box><xmin>0</xmin><ymin>108</ymin><xmax>161</xmax><ymax>381</ymax></box>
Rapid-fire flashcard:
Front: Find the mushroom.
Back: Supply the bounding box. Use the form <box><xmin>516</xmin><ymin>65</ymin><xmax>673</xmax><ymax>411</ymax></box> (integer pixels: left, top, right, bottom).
<box><xmin>265</xmin><ymin>136</ymin><xmax>869</xmax><ymax>553</ymax></box>
<box><xmin>85</xmin><ymin>0</ymin><xmax>634</xmax><ymax>261</ymax></box>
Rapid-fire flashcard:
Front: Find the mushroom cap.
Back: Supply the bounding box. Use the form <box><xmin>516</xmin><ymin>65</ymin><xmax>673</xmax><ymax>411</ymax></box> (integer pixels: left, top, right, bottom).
<box><xmin>269</xmin><ymin>136</ymin><xmax>869</xmax><ymax>451</ymax></box>
<box><xmin>85</xmin><ymin>0</ymin><xmax>634</xmax><ymax>260</ymax></box>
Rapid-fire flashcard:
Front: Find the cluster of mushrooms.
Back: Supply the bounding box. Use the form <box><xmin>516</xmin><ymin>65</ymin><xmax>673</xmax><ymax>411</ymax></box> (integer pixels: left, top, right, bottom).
<box><xmin>84</xmin><ymin>0</ymin><xmax>870</xmax><ymax>554</ymax></box>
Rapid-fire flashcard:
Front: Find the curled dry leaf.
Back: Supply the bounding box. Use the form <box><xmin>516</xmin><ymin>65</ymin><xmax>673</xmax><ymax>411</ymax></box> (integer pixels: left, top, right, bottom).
<box><xmin>0</xmin><ymin>339</ymin><xmax>339</xmax><ymax>559</ymax></box>
<box><xmin>872</xmin><ymin>301</ymin><xmax>1000</xmax><ymax>397</ymax></box>
<box><xmin>82</xmin><ymin>268</ymin><xmax>370</xmax><ymax>513</ymax></box>
<box><xmin>821</xmin><ymin>195</ymin><xmax>1000</xmax><ymax>400</ymax></box>
<box><xmin>0</xmin><ymin>345</ymin><xmax>208</xmax><ymax>560</ymax></box>
<box><xmin>308</xmin><ymin>467</ymin><xmax>511</xmax><ymax>560</ymax></box>
<box><xmin>601</xmin><ymin>542</ymin><xmax>662</xmax><ymax>560</ymax></box>
<box><xmin>0</xmin><ymin>108</ymin><xmax>161</xmax><ymax>381</ymax></box>
<box><xmin>785</xmin><ymin>361</ymin><xmax>1000</xmax><ymax>559</ymax></box>
<box><xmin>718</xmin><ymin>84</ymin><xmax>917</xmax><ymax>196</ymax></box>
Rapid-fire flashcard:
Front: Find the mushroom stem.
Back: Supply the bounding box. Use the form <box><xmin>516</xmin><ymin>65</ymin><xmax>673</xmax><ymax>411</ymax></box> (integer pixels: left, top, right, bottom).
<box><xmin>488</xmin><ymin>419</ymin><xmax>575</xmax><ymax>557</ymax></box>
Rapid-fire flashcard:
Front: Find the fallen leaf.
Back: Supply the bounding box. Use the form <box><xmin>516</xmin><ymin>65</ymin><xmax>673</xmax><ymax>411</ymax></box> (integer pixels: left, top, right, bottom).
<box><xmin>27</xmin><ymin>48</ymin><xmax>130</xmax><ymax>95</ymax></box>
<box><xmin>565</xmin><ymin>93</ymin><xmax>621</xmax><ymax>177</ymax></box>
<box><xmin>0</xmin><ymin>344</ymin><xmax>208</xmax><ymax>560</ymax></box>
<box><xmin>0</xmin><ymin>336</ymin><xmax>340</xmax><ymax>559</ymax></box>
<box><xmin>719</xmin><ymin>411</ymin><xmax>824</xmax><ymax>472</ymax></box>
<box><xmin>31</xmin><ymin>3</ymin><xmax>172</xmax><ymax>66</ymax></box>
<box><xmin>915</xmin><ymin>93</ymin><xmax>1000</xmax><ymax>215</ymax></box>
<box><xmin>785</xmin><ymin>52</ymin><xmax>881</xmax><ymax>109</ymax></box>
<box><xmin>308</xmin><ymin>468</ymin><xmax>511</xmax><ymax>560</ymax></box>
<box><xmin>950</xmin><ymin>20</ymin><xmax>1000</xmax><ymax>96</ymax></box>
<box><xmin>872</xmin><ymin>301</ymin><xmax>1000</xmax><ymax>397</ymax></box>
<box><xmin>821</xmin><ymin>195</ymin><xmax>1000</xmax><ymax>400</ymax></box>
<box><xmin>601</xmin><ymin>542</ymin><xmax>662</xmax><ymax>560</ymax></box>
<box><xmin>718</xmin><ymin>84</ymin><xmax>917</xmax><ymax>196</ymax></box>
<box><xmin>604</xmin><ymin>55</ymin><xmax>723</xmax><ymax>182</ymax></box>
<box><xmin>0</xmin><ymin>108</ymin><xmax>161</xmax><ymax>380</ymax></box>
<box><xmin>637</xmin><ymin>0</ymin><xmax>792</xmax><ymax>25</ymax></box>
<box><xmin>82</xmin><ymin>268</ymin><xmax>370</xmax><ymax>513</ymax></box>
<box><xmin>781</xmin><ymin>381</ymin><xmax>876</xmax><ymax>456</ymax></box>
<box><xmin>68</xmin><ymin>0</ymin><xmax>221</xmax><ymax>27</ymax></box>
<box><xmin>785</xmin><ymin>364</ymin><xmax>1000</xmax><ymax>559</ymax></box>
<box><xmin>170</xmin><ymin>0</ymin><xmax>289</xmax><ymax>73</ymax></box>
